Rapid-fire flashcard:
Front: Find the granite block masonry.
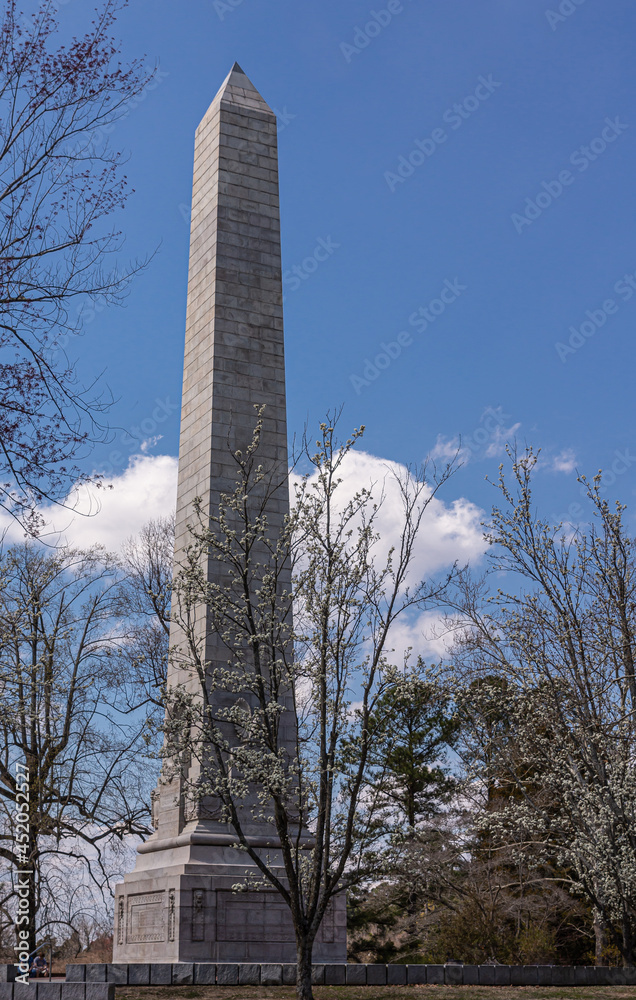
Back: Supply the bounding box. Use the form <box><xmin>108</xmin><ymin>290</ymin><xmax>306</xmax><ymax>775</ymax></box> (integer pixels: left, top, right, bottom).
<box><xmin>112</xmin><ymin>63</ymin><xmax>346</xmax><ymax>964</ymax></box>
<box><xmin>0</xmin><ymin>989</ymin><xmax>114</xmax><ymax>1000</ymax></box>
<box><xmin>63</xmin><ymin>964</ymin><xmax>636</xmax><ymax>988</ymax></box>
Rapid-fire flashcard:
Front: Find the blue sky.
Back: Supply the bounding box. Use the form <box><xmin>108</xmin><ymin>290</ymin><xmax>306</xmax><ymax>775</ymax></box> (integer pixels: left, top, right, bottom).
<box><xmin>52</xmin><ymin>0</ymin><xmax>636</xmax><ymax>534</ymax></box>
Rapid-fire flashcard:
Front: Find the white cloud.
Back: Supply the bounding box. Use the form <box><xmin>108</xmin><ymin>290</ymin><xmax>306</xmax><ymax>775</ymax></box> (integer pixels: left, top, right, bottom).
<box><xmin>52</xmin><ymin>454</ymin><xmax>178</xmax><ymax>551</ymax></box>
<box><xmin>430</xmin><ymin>409</ymin><xmax>521</xmax><ymax>465</ymax></box>
<box><xmin>140</xmin><ymin>435</ymin><xmax>163</xmax><ymax>453</ymax></box>
<box><xmin>292</xmin><ymin>448</ymin><xmax>485</xmax><ymax>582</ymax></box>
<box><xmin>2</xmin><ymin>446</ymin><xmax>485</xmax><ymax>572</ymax></box>
<box><xmin>550</xmin><ymin>449</ymin><xmax>577</xmax><ymax>474</ymax></box>
<box><xmin>1</xmin><ymin>454</ymin><xmax>179</xmax><ymax>552</ymax></box>
<box><xmin>382</xmin><ymin>610</ymin><xmax>454</xmax><ymax>664</ymax></box>
<box><xmin>429</xmin><ymin>435</ymin><xmax>464</xmax><ymax>464</ymax></box>
<box><xmin>484</xmin><ymin>420</ymin><xmax>522</xmax><ymax>458</ymax></box>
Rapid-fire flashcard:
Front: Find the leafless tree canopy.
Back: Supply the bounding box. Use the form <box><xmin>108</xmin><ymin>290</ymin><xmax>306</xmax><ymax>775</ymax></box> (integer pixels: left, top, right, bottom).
<box><xmin>0</xmin><ymin>0</ymin><xmax>150</xmax><ymax>529</ymax></box>
<box><xmin>116</xmin><ymin>514</ymin><xmax>174</xmax><ymax>732</ymax></box>
<box><xmin>0</xmin><ymin>542</ymin><xmax>156</xmax><ymax>952</ymax></box>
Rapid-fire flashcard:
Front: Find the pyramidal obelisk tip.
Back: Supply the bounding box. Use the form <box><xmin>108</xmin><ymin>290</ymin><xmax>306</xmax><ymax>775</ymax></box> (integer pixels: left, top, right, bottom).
<box><xmin>204</xmin><ymin>62</ymin><xmax>273</xmax><ymax>119</ymax></box>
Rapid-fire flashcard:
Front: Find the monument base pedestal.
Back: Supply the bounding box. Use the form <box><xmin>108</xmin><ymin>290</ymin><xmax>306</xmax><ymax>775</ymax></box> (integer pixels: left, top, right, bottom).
<box><xmin>113</xmin><ymin>838</ymin><xmax>347</xmax><ymax>964</ymax></box>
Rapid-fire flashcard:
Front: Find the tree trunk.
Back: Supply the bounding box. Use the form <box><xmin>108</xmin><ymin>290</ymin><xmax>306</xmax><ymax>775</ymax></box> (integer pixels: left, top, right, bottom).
<box><xmin>27</xmin><ymin>879</ymin><xmax>37</xmax><ymax>958</ymax></box>
<box><xmin>27</xmin><ymin>833</ymin><xmax>37</xmax><ymax>958</ymax></box>
<box><xmin>296</xmin><ymin>935</ymin><xmax>314</xmax><ymax>1000</ymax></box>
<box><xmin>594</xmin><ymin>911</ymin><xmax>607</xmax><ymax>966</ymax></box>
<box><xmin>621</xmin><ymin>915</ymin><xmax>636</xmax><ymax>968</ymax></box>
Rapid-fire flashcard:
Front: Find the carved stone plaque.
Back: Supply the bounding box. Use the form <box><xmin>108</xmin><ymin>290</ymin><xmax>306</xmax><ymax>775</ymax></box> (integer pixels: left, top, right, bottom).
<box><xmin>321</xmin><ymin>900</ymin><xmax>335</xmax><ymax>943</ymax></box>
<box><xmin>168</xmin><ymin>889</ymin><xmax>176</xmax><ymax>942</ymax></box>
<box><xmin>127</xmin><ymin>891</ymin><xmax>166</xmax><ymax>943</ymax></box>
<box><xmin>192</xmin><ymin>889</ymin><xmax>205</xmax><ymax>941</ymax></box>
<box><xmin>216</xmin><ymin>890</ymin><xmax>294</xmax><ymax>943</ymax></box>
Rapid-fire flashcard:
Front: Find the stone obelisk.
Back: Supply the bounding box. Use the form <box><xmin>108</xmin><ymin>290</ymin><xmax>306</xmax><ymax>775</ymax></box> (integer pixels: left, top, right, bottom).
<box><xmin>113</xmin><ymin>65</ymin><xmax>346</xmax><ymax>964</ymax></box>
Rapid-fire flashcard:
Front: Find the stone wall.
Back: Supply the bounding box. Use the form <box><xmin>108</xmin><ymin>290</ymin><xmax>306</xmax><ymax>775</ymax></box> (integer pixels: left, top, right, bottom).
<box><xmin>0</xmin><ymin>985</ymin><xmax>113</xmax><ymax>1000</ymax></box>
<box><xmin>63</xmin><ymin>962</ymin><xmax>636</xmax><ymax>987</ymax></box>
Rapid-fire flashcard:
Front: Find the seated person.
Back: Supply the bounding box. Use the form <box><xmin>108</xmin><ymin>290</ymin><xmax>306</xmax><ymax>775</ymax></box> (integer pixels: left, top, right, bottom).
<box><xmin>29</xmin><ymin>954</ymin><xmax>48</xmax><ymax>977</ymax></box>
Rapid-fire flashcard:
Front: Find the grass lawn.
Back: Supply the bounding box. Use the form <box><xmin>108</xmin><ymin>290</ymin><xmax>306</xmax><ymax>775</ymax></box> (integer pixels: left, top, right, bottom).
<box><xmin>116</xmin><ymin>987</ymin><xmax>636</xmax><ymax>1000</ymax></box>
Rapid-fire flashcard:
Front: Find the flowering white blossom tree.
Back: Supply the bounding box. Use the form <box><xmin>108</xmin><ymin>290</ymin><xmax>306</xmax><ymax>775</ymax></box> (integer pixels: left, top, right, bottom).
<box><xmin>164</xmin><ymin>415</ymin><xmax>456</xmax><ymax>1000</ymax></box>
<box><xmin>451</xmin><ymin>448</ymin><xmax>636</xmax><ymax>966</ymax></box>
